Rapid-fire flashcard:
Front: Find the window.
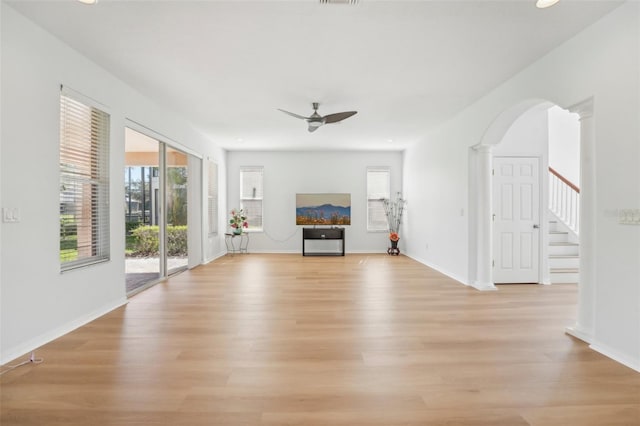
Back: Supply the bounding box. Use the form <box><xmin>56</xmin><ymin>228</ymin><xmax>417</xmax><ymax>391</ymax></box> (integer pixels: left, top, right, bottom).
<box><xmin>240</xmin><ymin>166</ymin><xmax>264</xmax><ymax>231</ymax></box>
<box><xmin>367</xmin><ymin>167</ymin><xmax>390</xmax><ymax>231</ymax></box>
<box><xmin>208</xmin><ymin>160</ymin><xmax>218</xmax><ymax>235</ymax></box>
<box><xmin>59</xmin><ymin>90</ymin><xmax>110</xmax><ymax>271</ymax></box>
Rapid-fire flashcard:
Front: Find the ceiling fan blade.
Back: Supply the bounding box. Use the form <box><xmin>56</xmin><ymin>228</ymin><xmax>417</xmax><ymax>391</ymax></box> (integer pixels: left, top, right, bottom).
<box><xmin>323</xmin><ymin>111</ymin><xmax>357</xmax><ymax>124</ymax></box>
<box><xmin>278</xmin><ymin>109</ymin><xmax>309</xmax><ymax>120</ymax></box>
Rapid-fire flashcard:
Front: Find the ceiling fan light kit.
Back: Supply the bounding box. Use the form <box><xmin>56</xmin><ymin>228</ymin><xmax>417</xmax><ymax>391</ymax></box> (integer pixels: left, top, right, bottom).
<box><xmin>536</xmin><ymin>0</ymin><xmax>560</xmax><ymax>9</ymax></box>
<box><xmin>278</xmin><ymin>102</ymin><xmax>357</xmax><ymax>133</ymax></box>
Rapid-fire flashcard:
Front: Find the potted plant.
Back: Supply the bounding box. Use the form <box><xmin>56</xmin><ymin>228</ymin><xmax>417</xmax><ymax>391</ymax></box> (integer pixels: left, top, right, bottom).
<box><xmin>229</xmin><ymin>208</ymin><xmax>248</xmax><ymax>234</ymax></box>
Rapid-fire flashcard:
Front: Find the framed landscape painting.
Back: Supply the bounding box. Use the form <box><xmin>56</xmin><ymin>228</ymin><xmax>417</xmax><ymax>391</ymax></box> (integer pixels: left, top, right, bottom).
<box><xmin>296</xmin><ymin>193</ymin><xmax>351</xmax><ymax>226</ymax></box>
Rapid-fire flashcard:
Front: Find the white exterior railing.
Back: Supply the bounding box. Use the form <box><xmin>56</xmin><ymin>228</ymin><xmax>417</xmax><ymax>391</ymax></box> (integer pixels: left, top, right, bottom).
<box><xmin>549</xmin><ymin>167</ymin><xmax>580</xmax><ymax>235</ymax></box>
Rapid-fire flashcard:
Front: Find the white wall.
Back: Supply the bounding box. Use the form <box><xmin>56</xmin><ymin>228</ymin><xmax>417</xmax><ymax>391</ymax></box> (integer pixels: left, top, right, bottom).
<box><xmin>548</xmin><ymin>105</ymin><xmax>581</xmax><ymax>186</ymax></box>
<box><xmin>404</xmin><ymin>2</ymin><xmax>639</xmax><ymax>369</ymax></box>
<box><xmin>402</xmin><ymin>128</ymin><xmax>470</xmax><ymax>283</ymax></box>
<box><xmin>494</xmin><ymin>106</ymin><xmax>549</xmax><ymax>158</ymax></box>
<box><xmin>0</xmin><ymin>4</ymin><xmax>226</xmax><ymax>363</ymax></box>
<box><xmin>227</xmin><ymin>151</ymin><xmax>403</xmax><ymax>253</ymax></box>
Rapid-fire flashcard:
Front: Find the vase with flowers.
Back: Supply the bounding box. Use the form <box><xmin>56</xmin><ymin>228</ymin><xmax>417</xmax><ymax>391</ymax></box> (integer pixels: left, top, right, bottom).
<box><xmin>383</xmin><ymin>192</ymin><xmax>406</xmax><ymax>255</ymax></box>
<box><xmin>229</xmin><ymin>208</ymin><xmax>248</xmax><ymax>235</ymax></box>
<box><xmin>388</xmin><ymin>232</ymin><xmax>400</xmax><ymax>255</ymax></box>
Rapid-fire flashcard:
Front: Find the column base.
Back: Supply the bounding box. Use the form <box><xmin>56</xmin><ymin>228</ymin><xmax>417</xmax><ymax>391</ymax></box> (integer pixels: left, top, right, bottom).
<box><xmin>470</xmin><ymin>281</ymin><xmax>498</xmax><ymax>291</ymax></box>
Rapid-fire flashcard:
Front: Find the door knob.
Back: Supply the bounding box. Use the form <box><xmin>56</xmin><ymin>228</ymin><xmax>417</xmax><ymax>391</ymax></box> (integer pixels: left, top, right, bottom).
<box><xmin>533</xmin><ymin>224</ymin><xmax>539</xmax><ymax>229</ymax></box>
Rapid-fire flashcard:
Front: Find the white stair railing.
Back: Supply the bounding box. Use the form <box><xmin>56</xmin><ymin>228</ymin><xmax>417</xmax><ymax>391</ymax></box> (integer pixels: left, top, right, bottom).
<box><xmin>549</xmin><ymin>167</ymin><xmax>580</xmax><ymax>235</ymax></box>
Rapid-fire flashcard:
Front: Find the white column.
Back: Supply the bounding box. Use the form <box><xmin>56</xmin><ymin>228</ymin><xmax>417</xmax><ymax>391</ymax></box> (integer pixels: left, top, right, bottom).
<box><xmin>472</xmin><ymin>144</ymin><xmax>497</xmax><ymax>291</ymax></box>
<box><xmin>566</xmin><ymin>98</ymin><xmax>595</xmax><ymax>343</ymax></box>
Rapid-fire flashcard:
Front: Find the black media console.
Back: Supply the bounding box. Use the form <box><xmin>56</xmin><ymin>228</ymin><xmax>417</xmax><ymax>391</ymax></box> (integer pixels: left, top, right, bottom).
<box><xmin>302</xmin><ymin>227</ymin><xmax>345</xmax><ymax>256</ymax></box>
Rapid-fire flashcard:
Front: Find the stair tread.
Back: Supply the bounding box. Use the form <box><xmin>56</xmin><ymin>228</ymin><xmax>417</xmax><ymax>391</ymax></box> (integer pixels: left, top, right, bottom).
<box><xmin>549</xmin><ymin>242</ymin><xmax>579</xmax><ymax>246</ymax></box>
<box><xmin>549</xmin><ymin>231</ymin><xmax>569</xmax><ymax>234</ymax></box>
<box><xmin>549</xmin><ymin>254</ymin><xmax>579</xmax><ymax>258</ymax></box>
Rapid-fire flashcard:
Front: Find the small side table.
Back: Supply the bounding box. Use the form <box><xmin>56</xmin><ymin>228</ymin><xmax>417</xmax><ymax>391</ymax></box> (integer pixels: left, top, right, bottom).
<box><xmin>225</xmin><ymin>232</ymin><xmax>249</xmax><ymax>255</ymax></box>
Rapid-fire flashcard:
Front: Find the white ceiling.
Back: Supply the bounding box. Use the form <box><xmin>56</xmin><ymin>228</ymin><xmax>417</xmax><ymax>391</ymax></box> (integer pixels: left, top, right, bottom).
<box><xmin>7</xmin><ymin>0</ymin><xmax>622</xmax><ymax>151</ymax></box>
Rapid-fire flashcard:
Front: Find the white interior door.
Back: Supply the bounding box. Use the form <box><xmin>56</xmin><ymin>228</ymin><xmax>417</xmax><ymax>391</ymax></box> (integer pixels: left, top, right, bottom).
<box><xmin>493</xmin><ymin>157</ymin><xmax>540</xmax><ymax>284</ymax></box>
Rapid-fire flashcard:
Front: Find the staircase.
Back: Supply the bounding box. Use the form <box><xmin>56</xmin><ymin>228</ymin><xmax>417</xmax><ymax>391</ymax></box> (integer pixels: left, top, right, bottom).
<box><xmin>548</xmin><ymin>167</ymin><xmax>580</xmax><ymax>284</ymax></box>
<box><xmin>548</xmin><ymin>219</ymin><xmax>579</xmax><ymax>283</ymax></box>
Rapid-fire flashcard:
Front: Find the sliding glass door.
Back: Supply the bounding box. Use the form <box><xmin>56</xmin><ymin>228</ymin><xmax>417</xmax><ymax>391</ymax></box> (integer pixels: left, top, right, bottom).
<box><xmin>124</xmin><ymin>129</ymin><xmax>190</xmax><ymax>295</ymax></box>
<box><xmin>125</xmin><ymin>129</ymin><xmax>161</xmax><ymax>294</ymax></box>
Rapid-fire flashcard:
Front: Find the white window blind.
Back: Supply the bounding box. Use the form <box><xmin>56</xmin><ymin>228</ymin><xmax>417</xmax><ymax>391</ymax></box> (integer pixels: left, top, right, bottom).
<box><xmin>367</xmin><ymin>168</ymin><xmax>390</xmax><ymax>231</ymax></box>
<box><xmin>208</xmin><ymin>160</ymin><xmax>218</xmax><ymax>235</ymax></box>
<box><xmin>59</xmin><ymin>90</ymin><xmax>110</xmax><ymax>271</ymax></box>
<box><xmin>240</xmin><ymin>166</ymin><xmax>263</xmax><ymax>231</ymax></box>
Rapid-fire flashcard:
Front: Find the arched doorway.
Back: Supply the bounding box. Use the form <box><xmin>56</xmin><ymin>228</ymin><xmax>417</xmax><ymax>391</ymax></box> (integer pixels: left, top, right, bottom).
<box><xmin>469</xmin><ymin>98</ymin><xmax>595</xmax><ymax>343</ymax></box>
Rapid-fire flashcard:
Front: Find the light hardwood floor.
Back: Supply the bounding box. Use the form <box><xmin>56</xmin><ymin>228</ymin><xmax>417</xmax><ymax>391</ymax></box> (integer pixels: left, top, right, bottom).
<box><xmin>2</xmin><ymin>254</ymin><xmax>639</xmax><ymax>425</ymax></box>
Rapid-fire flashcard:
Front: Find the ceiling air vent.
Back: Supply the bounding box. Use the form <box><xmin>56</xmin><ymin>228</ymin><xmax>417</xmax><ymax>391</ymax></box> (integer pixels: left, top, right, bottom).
<box><xmin>320</xmin><ymin>0</ymin><xmax>359</xmax><ymax>5</ymax></box>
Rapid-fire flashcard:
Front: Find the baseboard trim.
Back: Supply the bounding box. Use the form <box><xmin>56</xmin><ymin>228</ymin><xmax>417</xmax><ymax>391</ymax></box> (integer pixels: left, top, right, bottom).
<box><xmin>404</xmin><ymin>253</ymin><xmax>470</xmax><ymax>287</ymax></box>
<box><xmin>248</xmin><ymin>250</ymin><xmax>300</xmax><ymax>254</ymax></box>
<box><xmin>590</xmin><ymin>340</ymin><xmax>640</xmax><ymax>373</ymax></box>
<box><xmin>243</xmin><ymin>250</ymin><xmax>386</xmax><ymax>255</ymax></box>
<box><xmin>204</xmin><ymin>251</ymin><xmax>227</xmax><ymax>264</ymax></box>
<box><xmin>564</xmin><ymin>324</ymin><xmax>593</xmax><ymax>344</ymax></box>
<box><xmin>1</xmin><ymin>297</ymin><xmax>128</xmax><ymax>365</ymax></box>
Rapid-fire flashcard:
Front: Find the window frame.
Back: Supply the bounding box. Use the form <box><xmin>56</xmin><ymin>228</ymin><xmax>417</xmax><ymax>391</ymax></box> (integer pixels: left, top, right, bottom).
<box><xmin>239</xmin><ymin>166</ymin><xmax>264</xmax><ymax>232</ymax></box>
<box><xmin>366</xmin><ymin>167</ymin><xmax>391</xmax><ymax>232</ymax></box>
<box><xmin>59</xmin><ymin>87</ymin><xmax>111</xmax><ymax>272</ymax></box>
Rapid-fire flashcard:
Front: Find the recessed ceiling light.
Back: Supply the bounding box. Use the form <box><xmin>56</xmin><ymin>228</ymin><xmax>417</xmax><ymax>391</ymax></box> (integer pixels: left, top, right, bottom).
<box><xmin>536</xmin><ymin>0</ymin><xmax>560</xmax><ymax>9</ymax></box>
<box><xmin>236</xmin><ymin>138</ymin><xmax>244</xmax><ymax>143</ymax></box>
<box><xmin>77</xmin><ymin>0</ymin><xmax>98</xmax><ymax>4</ymax></box>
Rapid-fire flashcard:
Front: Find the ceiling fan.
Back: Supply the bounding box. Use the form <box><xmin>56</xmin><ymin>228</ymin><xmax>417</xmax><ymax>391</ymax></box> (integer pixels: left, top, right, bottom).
<box><xmin>278</xmin><ymin>102</ymin><xmax>357</xmax><ymax>133</ymax></box>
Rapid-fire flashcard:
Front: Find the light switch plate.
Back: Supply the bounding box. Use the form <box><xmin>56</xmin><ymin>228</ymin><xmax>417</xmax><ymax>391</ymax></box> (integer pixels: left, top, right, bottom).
<box><xmin>619</xmin><ymin>209</ymin><xmax>640</xmax><ymax>225</ymax></box>
<box><xmin>2</xmin><ymin>207</ymin><xmax>20</xmax><ymax>223</ymax></box>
